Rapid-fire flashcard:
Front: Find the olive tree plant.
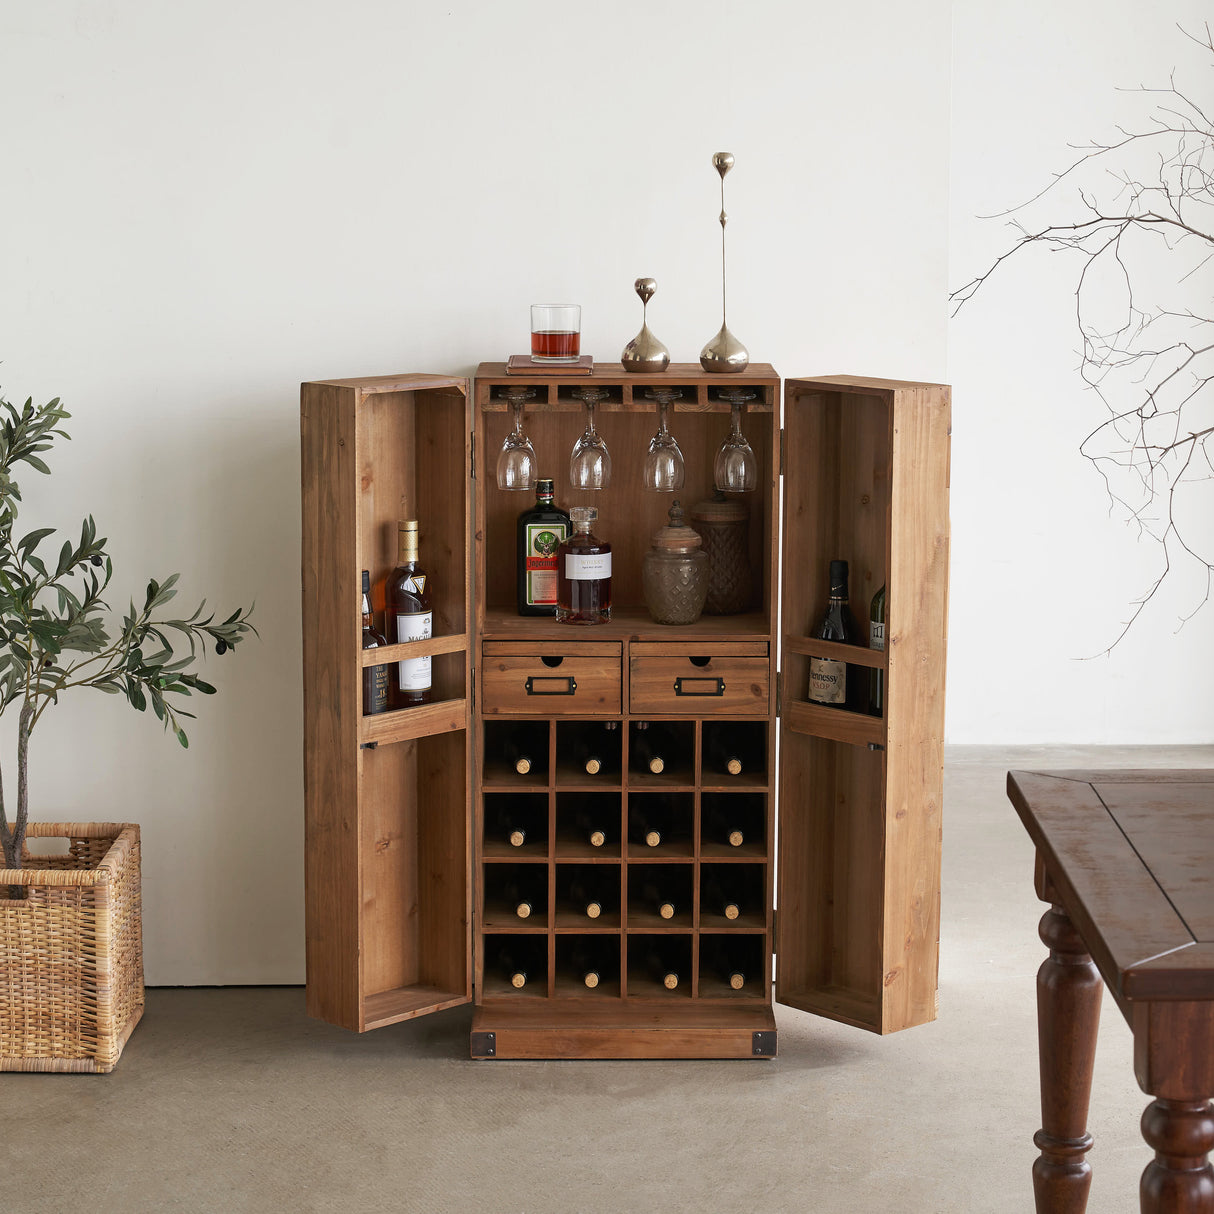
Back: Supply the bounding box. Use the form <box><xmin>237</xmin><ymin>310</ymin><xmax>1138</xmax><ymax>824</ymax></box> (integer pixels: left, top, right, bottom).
<box><xmin>0</xmin><ymin>390</ymin><xmax>256</xmax><ymax>880</ymax></box>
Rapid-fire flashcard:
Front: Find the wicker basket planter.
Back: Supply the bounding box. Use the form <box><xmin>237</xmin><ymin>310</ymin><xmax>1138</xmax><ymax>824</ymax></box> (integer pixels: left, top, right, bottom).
<box><xmin>0</xmin><ymin>823</ymin><xmax>144</xmax><ymax>1073</ymax></box>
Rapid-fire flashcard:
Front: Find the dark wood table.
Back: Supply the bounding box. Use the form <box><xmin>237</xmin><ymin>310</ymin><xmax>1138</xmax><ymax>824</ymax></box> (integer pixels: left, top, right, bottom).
<box><xmin>1008</xmin><ymin>770</ymin><xmax>1214</xmax><ymax>1212</ymax></box>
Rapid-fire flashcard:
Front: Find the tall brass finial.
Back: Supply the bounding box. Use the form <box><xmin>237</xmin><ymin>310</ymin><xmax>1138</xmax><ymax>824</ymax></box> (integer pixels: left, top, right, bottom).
<box><xmin>700</xmin><ymin>151</ymin><xmax>749</xmax><ymax>373</ymax></box>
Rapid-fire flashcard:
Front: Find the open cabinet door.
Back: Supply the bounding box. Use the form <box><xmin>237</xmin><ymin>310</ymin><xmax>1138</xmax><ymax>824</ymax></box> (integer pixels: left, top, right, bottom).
<box><xmin>776</xmin><ymin>376</ymin><xmax>950</xmax><ymax>1034</ymax></box>
<box><xmin>301</xmin><ymin>373</ymin><xmax>474</xmax><ymax>1032</ymax></box>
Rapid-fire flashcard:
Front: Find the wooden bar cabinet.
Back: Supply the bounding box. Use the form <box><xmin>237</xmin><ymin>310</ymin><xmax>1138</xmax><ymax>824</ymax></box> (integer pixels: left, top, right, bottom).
<box><xmin>300</xmin><ymin>363</ymin><xmax>950</xmax><ymax>1058</ymax></box>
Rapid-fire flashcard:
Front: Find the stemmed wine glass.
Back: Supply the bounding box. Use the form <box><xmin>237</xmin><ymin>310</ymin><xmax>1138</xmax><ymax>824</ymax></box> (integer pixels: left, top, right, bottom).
<box><xmin>713</xmin><ymin>389</ymin><xmax>758</xmax><ymax>493</ymax></box>
<box><xmin>496</xmin><ymin>387</ymin><xmax>537</xmax><ymax>491</ymax></box>
<box><xmin>569</xmin><ymin>387</ymin><xmax>612</xmax><ymax>490</ymax></box>
<box><xmin>643</xmin><ymin>388</ymin><xmax>685</xmax><ymax>492</ymax></box>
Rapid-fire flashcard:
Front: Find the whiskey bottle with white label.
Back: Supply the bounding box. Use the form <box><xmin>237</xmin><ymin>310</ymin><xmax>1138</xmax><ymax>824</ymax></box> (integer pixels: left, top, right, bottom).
<box><xmin>556</xmin><ymin>507</ymin><xmax>611</xmax><ymax>625</ymax></box>
<box><xmin>387</xmin><ymin>520</ymin><xmax>433</xmax><ymax>707</ymax></box>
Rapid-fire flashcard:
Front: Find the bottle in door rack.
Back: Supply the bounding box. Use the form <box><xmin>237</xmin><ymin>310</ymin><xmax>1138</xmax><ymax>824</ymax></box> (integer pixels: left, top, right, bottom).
<box><xmin>869</xmin><ymin>583</ymin><xmax>886</xmax><ymax>716</ymax></box>
<box><xmin>807</xmin><ymin>559</ymin><xmax>865</xmax><ymax>713</ymax></box>
<box><xmin>387</xmin><ymin>520</ymin><xmax>432</xmax><ymax>706</ymax></box>
<box><xmin>360</xmin><ymin>570</ymin><xmax>390</xmax><ymax>716</ymax></box>
<box><xmin>517</xmin><ymin>478</ymin><xmax>570</xmax><ymax>616</ymax></box>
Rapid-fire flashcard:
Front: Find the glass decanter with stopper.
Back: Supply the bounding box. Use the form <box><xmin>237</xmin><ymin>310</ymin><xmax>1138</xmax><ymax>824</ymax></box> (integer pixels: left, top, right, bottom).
<box><xmin>556</xmin><ymin>506</ymin><xmax>612</xmax><ymax>624</ymax></box>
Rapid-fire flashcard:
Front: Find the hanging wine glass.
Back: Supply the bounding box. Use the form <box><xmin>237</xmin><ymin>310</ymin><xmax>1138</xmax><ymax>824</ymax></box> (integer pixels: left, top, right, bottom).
<box><xmin>713</xmin><ymin>389</ymin><xmax>758</xmax><ymax>493</ymax></box>
<box><xmin>643</xmin><ymin>388</ymin><xmax>685</xmax><ymax>492</ymax></box>
<box><xmin>569</xmin><ymin>386</ymin><xmax>612</xmax><ymax>490</ymax></box>
<box><xmin>496</xmin><ymin>387</ymin><xmax>537</xmax><ymax>491</ymax></box>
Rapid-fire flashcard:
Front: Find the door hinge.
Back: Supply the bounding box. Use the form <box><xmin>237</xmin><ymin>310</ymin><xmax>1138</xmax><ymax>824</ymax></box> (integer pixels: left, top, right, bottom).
<box><xmin>775</xmin><ymin>670</ymin><xmax>782</xmax><ymax>717</ymax></box>
<box><xmin>469</xmin><ymin>431</ymin><xmax>476</xmax><ymax>479</ymax></box>
<box><xmin>470</xmin><ymin>664</ymin><xmax>475</xmax><ymax>710</ymax></box>
<box><xmin>779</xmin><ymin>428</ymin><xmax>785</xmax><ymax>476</ymax></box>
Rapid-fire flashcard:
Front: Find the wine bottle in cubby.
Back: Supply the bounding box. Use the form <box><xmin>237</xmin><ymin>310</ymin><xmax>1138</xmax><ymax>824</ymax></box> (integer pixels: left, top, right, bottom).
<box><xmin>573</xmin><ymin>720</ymin><xmax>618</xmax><ymax>775</ymax></box>
<box><xmin>502</xmin><ymin>871</ymin><xmax>545</xmax><ymax>920</ymax></box>
<box><xmin>702</xmin><ymin>938</ymin><xmax>750</xmax><ymax>991</ymax></box>
<box><xmin>702</xmin><ymin>871</ymin><xmax>742</xmax><ymax>921</ymax></box>
<box><xmin>704</xmin><ymin>730</ymin><xmax>743</xmax><ymax>776</ymax></box>
<box><xmin>807</xmin><ymin>559</ymin><xmax>866</xmax><ymax>713</ymax></box>
<box><xmin>640</xmin><ymin>879</ymin><xmax>677</xmax><ymax>921</ymax></box>
<box><xmin>387</xmin><ymin>520</ymin><xmax>433</xmax><ymax>707</ymax></box>
<box><xmin>573</xmin><ymin>807</ymin><xmax>608</xmax><ymax>848</ymax></box>
<box><xmin>570</xmin><ymin>939</ymin><xmax>612</xmax><ymax>989</ymax></box>
<box><xmin>497</xmin><ymin>946</ymin><xmax>531</xmax><ymax>990</ymax></box>
<box><xmin>360</xmin><ymin>570</ymin><xmax>390</xmax><ymax>716</ymax></box>
<box><xmin>630</xmin><ymin>721</ymin><xmax>666</xmax><ymax>775</ymax></box>
<box><xmin>567</xmin><ymin>872</ymin><xmax>608</xmax><ymax>919</ymax></box>
<box><xmin>642</xmin><ymin>946</ymin><xmax>681</xmax><ymax>991</ymax></box>
<box><xmin>703</xmin><ymin>800</ymin><xmax>746</xmax><ymax>849</ymax></box>
<box><xmin>629</xmin><ymin>801</ymin><xmax>668</xmax><ymax>848</ymax></box>
<box><xmin>502</xmin><ymin>735</ymin><xmax>534</xmax><ymax>776</ymax></box>
<box><xmin>492</xmin><ymin>806</ymin><xmax>529</xmax><ymax>849</ymax></box>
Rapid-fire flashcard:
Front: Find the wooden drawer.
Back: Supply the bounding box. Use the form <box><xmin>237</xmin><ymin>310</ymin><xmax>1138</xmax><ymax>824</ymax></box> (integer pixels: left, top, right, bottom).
<box><xmin>628</xmin><ymin>642</ymin><xmax>769</xmax><ymax>716</ymax></box>
<box><xmin>481</xmin><ymin>641</ymin><xmax>622</xmax><ymax>714</ymax></box>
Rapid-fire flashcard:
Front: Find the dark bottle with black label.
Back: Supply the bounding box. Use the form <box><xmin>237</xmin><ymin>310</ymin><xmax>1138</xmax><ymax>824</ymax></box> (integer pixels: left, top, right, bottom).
<box><xmin>517</xmin><ymin>478</ymin><xmax>570</xmax><ymax>616</ymax></box>
<box><xmin>360</xmin><ymin>570</ymin><xmax>390</xmax><ymax>715</ymax></box>
<box><xmin>807</xmin><ymin>559</ymin><xmax>865</xmax><ymax>712</ymax></box>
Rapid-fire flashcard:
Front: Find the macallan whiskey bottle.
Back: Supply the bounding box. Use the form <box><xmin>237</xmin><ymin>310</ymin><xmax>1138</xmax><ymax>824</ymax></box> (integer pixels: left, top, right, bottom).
<box><xmin>556</xmin><ymin>507</ymin><xmax>611</xmax><ymax>624</ymax></box>
<box><xmin>517</xmin><ymin>478</ymin><xmax>570</xmax><ymax>616</ymax></box>
<box><xmin>387</xmin><ymin>520</ymin><xmax>432</xmax><ymax>707</ymax></box>
<box><xmin>360</xmin><ymin>570</ymin><xmax>390</xmax><ymax>716</ymax></box>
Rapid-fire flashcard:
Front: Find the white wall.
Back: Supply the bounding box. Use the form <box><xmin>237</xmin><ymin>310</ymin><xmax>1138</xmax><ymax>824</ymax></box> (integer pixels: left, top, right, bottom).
<box><xmin>2</xmin><ymin>1</ymin><xmax>951</xmax><ymax>982</ymax></box>
<box><xmin>948</xmin><ymin>0</ymin><xmax>1214</xmax><ymax>743</ymax></box>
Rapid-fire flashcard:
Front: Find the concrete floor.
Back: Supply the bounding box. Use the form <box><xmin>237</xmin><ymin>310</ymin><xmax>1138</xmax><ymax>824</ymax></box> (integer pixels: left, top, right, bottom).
<box><xmin>7</xmin><ymin>745</ymin><xmax>1213</xmax><ymax>1213</ymax></box>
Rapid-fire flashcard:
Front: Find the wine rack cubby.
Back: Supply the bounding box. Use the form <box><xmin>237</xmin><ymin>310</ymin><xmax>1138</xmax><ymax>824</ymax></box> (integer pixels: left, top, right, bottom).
<box><xmin>302</xmin><ymin>365</ymin><xmax>949</xmax><ymax>1057</ymax></box>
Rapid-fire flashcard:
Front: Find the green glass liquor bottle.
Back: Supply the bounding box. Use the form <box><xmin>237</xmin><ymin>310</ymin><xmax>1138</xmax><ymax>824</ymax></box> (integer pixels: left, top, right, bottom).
<box><xmin>517</xmin><ymin>478</ymin><xmax>570</xmax><ymax>616</ymax></box>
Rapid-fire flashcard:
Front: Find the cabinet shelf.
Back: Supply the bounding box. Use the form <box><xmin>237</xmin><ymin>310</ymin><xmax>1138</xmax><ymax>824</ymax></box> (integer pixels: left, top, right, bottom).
<box><xmin>783</xmin><ymin>634</ymin><xmax>886</xmax><ymax>670</ymax></box>
<box><xmin>358</xmin><ymin>698</ymin><xmax>469</xmax><ymax>746</ymax></box>
<box><xmin>482</xmin><ymin>606</ymin><xmax>771</xmax><ymax>644</ymax></box>
<box><xmin>360</xmin><ymin>632</ymin><xmax>468</xmax><ymax>667</ymax></box>
<box><xmin>783</xmin><ymin>699</ymin><xmax>884</xmax><ymax>749</ymax></box>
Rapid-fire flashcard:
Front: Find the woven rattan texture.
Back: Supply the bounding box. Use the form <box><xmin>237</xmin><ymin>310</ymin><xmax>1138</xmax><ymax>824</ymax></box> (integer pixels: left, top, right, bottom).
<box><xmin>0</xmin><ymin>823</ymin><xmax>144</xmax><ymax>1072</ymax></box>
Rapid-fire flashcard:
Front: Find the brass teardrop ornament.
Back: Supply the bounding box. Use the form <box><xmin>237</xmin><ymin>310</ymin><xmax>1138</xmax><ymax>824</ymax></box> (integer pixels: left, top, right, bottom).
<box><xmin>621</xmin><ymin>277</ymin><xmax>670</xmax><ymax>372</ymax></box>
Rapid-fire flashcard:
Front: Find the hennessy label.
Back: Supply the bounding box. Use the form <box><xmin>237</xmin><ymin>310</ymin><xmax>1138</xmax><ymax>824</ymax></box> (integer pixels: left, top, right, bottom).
<box><xmin>809</xmin><ymin>656</ymin><xmax>846</xmax><ymax>705</ymax></box>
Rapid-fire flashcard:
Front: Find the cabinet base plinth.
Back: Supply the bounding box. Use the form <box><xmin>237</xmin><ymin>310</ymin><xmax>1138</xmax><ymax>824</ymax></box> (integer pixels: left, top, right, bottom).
<box><xmin>470</xmin><ymin>1003</ymin><xmax>777</xmax><ymax>1059</ymax></box>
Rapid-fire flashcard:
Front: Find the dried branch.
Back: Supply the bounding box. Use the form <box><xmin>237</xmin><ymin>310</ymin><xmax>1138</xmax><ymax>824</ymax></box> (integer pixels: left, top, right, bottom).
<box><xmin>953</xmin><ymin>24</ymin><xmax>1214</xmax><ymax>649</ymax></box>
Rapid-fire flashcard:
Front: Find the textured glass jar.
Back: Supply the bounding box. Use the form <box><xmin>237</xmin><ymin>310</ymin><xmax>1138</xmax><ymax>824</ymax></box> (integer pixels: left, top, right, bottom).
<box><xmin>642</xmin><ymin>501</ymin><xmax>709</xmax><ymax>626</ymax></box>
<box><xmin>689</xmin><ymin>491</ymin><xmax>751</xmax><ymax>615</ymax></box>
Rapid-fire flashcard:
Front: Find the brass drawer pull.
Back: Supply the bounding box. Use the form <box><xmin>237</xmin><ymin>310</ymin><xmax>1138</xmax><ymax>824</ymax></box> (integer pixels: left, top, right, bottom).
<box><xmin>525</xmin><ymin>675</ymin><xmax>578</xmax><ymax>696</ymax></box>
<box><xmin>673</xmin><ymin>676</ymin><xmax>725</xmax><ymax>697</ymax></box>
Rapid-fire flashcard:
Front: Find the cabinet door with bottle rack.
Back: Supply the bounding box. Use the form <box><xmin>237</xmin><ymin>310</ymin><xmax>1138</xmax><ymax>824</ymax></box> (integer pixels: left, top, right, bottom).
<box><xmin>776</xmin><ymin>376</ymin><xmax>950</xmax><ymax>1035</ymax></box>
<box><xmin>301</xmin><ymin>373</ymin><xmax>473</xmax><ymax>1033</ymax></box>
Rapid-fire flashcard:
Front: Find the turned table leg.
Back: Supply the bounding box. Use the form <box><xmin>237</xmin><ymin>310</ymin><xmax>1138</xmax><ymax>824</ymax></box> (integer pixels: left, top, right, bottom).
<box><xmin>1034</xmin><ymin>898</ymin><xmax>1103</xmax><ymax>1213</ymax></box>
<box><xmin>1139</xmin><ymin>1098</ymin><xmax>1214</xmax><ymax>1212</ymax></box>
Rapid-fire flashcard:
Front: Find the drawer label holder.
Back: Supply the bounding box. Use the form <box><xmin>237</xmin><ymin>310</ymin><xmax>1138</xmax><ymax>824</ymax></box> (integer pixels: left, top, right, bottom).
<box><xmin>673</xmin><ymin>676</ymin><xmax>726</xmax><ymax>697</ymax></box>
